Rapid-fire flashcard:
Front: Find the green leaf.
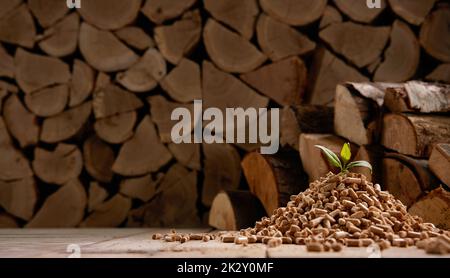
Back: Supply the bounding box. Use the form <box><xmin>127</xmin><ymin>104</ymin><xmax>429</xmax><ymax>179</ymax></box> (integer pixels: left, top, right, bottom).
<box><xmin>315</xmin><ymin>145</ymin><xmax>342</xmax><ymax>170</ymax></box>
<box><xmin>340</xmin><ymin>143</ymin><xmax>352</xmax><ymax>165</ymax></box>
<box><xmin>346</xmin><ymin>161</ymin><xmax>373</xmax><ymax>173</ymax></box>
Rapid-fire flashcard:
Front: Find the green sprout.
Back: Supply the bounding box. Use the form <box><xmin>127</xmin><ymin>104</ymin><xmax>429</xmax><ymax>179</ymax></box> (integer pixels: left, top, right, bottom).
<box><xmin>315</xmin><ymin>143</ymin><xmax>372</xmax><ymax>173</ymax></box>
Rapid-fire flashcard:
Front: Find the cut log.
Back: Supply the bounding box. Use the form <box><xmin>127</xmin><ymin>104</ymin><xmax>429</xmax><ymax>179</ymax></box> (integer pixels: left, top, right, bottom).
<box><xmin>382</xmin><ymin>114</ymin><xmax>450</xmax><ymax>157</ymax></box>
<box><xmin>78</xmin><ymin>0</ymin><xmax>142</xmax><ymax>30</ymax></box>
<box><xmin>280</xmin><ymin>105</ymin><xmax>334</xmax><ymax>150</ymax></box>
<box><xmin>374</xmin><ymin>20</ymin><xmax>420</xmax><ymax>82</ymax></box>
<box><xmin>94</xmin><ymin>111</ymin><xmax>137</xmax><ymax>144</ymax></box>
<box><xmin>83</xmin><ymin>136</ymin><xmax>115</xmax><ymax>183</ymax></box>
<box><xmin>204</xmin><ymin>19</ymin><xmax>266</xmax><ymax>73</ymax></box>
<box><xmin>40</xmin><ymin>101</ymin><xmax>91</xmax><ymax>143</ymax></box>
<box><xmin>0</xmin><ymin>43</ymin><xmax>14</xmax><ymax>78</ymax></box>
<box><xmin>120</xmin><ymin>174</ymin><xmax>163</xmax><ymax>202</ymax></box>
<box><xmin>0</xmin><ymin>213</ymin><xmax>19</xmax><ymax>228</ymax></box>
<box><xmin>0</xmin><ymin>0</ymin><xmax>21</xmax><ymax>19</ymax></box>
<box><xmin>154</xmin><ymin>10</ymin><xmax>201</xmax><ymax>65</ymax></box>
<box><xmin>203</xmin><ymin>61</ymin><xmax>269</xmax><ymax>112</ymax></box>
<box><xmin>114</xmin><ymin>26</ymin><xmax>154</xmax><ymax>51</ymax></box>
<box><xmin>38</xmin><ymin>12</ymin><xmax>79</xmax><ymax>57</ymax></box>
<box><xmin>79</xmin><ymin>23</ymin><xmax>139</xmax><ymax>72</ymax></box>
<box><xmin>32</xmin><ymin>144</ymin><xmax>83</xmax><ymax>185</ymax></box>
<box><xmin>307</xmin><ymin>48</ymin><xmax>368</xmax><ymax>106</ymax></box>
<box><xmin>160</xmin><ymin>58</ymin><xmax>201</xmax><ymax>103</ymax></box>
<box><xmin>168</xmin><ymin>143</ymin><xmax>201</xmax><ymax>171</ymax></box>
<box><xmin>429</xmin><ymin>144</ymin><xmax>450</xmax><ymax>186</ymax></box>
<box><xmin>256</xmin><ymin>14</ymin><xmax>316</xmax><ymax>62</ymax></box>
<box><xmin>420</xmin><ymin>7</ymin><xmax>450</xmax><ymax>62</ymax></box>
<box><xmin>240</xmin><ymin>56</ymin><xmax>307</xmax><ymax>106</ymax></box>
<box><xmin>260</xmin><ymin>0</ymin><xmax>327</xmax><ymax>26</ymax></box>
<box><xmin>209</xmin><ymin>190</ymin><xmax>266</xmax><ymax>230</ymax></box>
<box><xmin>409</xmin><ymin>187</ymin><xmax>450</xmax><ymax>230</ymax></box>
<box><xmin>204</xmin><ymin>0</ymin><xmax>259</xmax><ymax>40</ymax></box>
<box><xmin>319</xmin><ymin>22</ymin><xmax>390</xmax><ymax>68</ymax></box>
<box><xmin>354</xmin><ymin>145</ymin><xmax>383</xmax><ymax>183</ymax></box>
<box><xmin>93</xmin><ymin>84</ymin><xmax>143</xmax><ymax>119</ymax></box>
<box><xmin>334</xmin><ymin>0</ymin><xmax>386</xmax><ymax>23</ymax></box>
<box><xmin>141</xmin><ymin>0</ymin><xmax>196</xmax><ymax>24</ymax></box>
<box><xmin>26</xmin><ymin>179</ymin><xmax>86</xmax><ymax>228</ymax></box>
<box><xmin>0</xmin><ymin>4</ymin><xmax>36</xmax><ymax>48</ymax></box>
<box><xmin>3</xmin><ymin>94</ymin><xmax>39</xmax><ymax>147</ymax></box>
<box><xmin>24</xmin><ymin>84</ymin><xmax>69</xmax><ymax>117</ymax></box>
<box><xmin>113</xmin><ymin>116</ymin><xmax>172</xmax><ymax>176</ymax></box>
<box><xmin>94</xmin><ymin>72</ymin><xmax>111</xmax><ymax>91</ymax></box>
<box><xmin>116</xmin><ymin>48</ymin><xmax>166</xmax><ymax>93</ymax></box>
<box><xmin>242</xmin><ymin>150</ymin><xmax>308</xmax><ymax>215</ymax></box>
<box><xmin>80</xmin><ymin>194</ymin><xmax>132</xmax><ymax>227</ymax></box>
<box><xmin>15</xmin><ymin>48</ymin><xmax>71</xmax><ymax>94</ymax></box>
<box><xmin>28</xmin><ymin>0</ymin><xmax>68</xmax><ymax>28</ymax></box>
<box><xmin>426</xmin><ymin>64</ymin><xmax>450</xmax><ymax>84</ymax></box>
<box><xmin>202</xmin><ymin>143</ymin><xmax>241</xmax><ymax>207</ymax></box>
<box><xmin>0</xmin><ymin>177</ymin><xmax>37</xmax><ymax>221</ymax></box>
<box><xmin>69</xmin><ymin>59</ymin><xmax>95</xmax><ymax>107</ymax></box>
<box><xmin>384</xmin><ymin>81</ymin><xmax>450</xmax><ymax>113</ymax></box>
<box><xmin>88</xmin><ymin>182</ymin><xmax>108</xmax><ymax>212</ymax></box>
<box><xmin>389</xmin><ymin>0</ymin><xmax>437</xmax><ymax>25</ymax></box>
<box><xmin>319</xmin><ymin>5</ymin><xmax>343</xmax><ymax>29</ymax></box>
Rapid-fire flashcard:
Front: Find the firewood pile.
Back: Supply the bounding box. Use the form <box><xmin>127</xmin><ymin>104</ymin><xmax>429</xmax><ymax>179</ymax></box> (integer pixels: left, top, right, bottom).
<box><xmin>0</xmin><ymin>0</ymin><xmax>449</xmax><ymax>228</ymax></box>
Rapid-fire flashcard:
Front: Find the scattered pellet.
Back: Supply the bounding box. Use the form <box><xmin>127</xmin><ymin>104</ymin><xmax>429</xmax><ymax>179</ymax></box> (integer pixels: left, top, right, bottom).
<box><xmin>234</xmin><ymin>236</ymin><xmax>248</xmax><ymax>245</ymax></box>
<box><xmin>307</xmin><ymin>242</ymin><xmax>324</xmax><ymax>252</ymax></box>
<box><xmin>267</xmin><ymin>238</ymin><xmax>282</xmax><ymax>248</ymax></box>
<box><xmin>152</xmin><ymin>233</ymin><xmax>162</xmax><ymax>240</ymax></box>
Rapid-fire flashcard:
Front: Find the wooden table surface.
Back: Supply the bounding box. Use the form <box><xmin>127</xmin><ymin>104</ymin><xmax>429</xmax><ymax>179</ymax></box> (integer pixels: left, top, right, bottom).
<box><xmin>0</xmin><ymin>228</ymin><xmax>448</xmax><ymax>258</ymax></box>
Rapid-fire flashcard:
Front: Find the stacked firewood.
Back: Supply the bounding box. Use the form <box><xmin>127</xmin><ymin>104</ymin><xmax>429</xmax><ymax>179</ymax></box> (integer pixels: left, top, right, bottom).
<box><xmin>0</xmin><ymin>0</ymin><xmax>449</xmax><ymax>228</ymax></box>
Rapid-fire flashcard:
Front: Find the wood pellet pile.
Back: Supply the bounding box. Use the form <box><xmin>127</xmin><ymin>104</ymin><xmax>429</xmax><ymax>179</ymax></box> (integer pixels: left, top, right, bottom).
<box><xmin>153</xmin><ymin>172</ymin><xmax>450</xmax><ymax>255</ymax></box>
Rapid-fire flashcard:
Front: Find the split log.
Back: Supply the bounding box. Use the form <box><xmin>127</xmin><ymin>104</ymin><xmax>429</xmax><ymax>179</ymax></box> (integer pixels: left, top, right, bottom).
<box><xmin>319</xmin><ymin>5</ymin><xmax>343</xmax><ymax>29</ymax></box>
<box><xmin>114</xmin><ymin>27</ymin><xmax>154</xmax><ymax>51</ymax></box>
<box><xmin>94</xmin><ymin>111</ymin><xmax>137</xmax><ymax>144</ymax></box>
<box><xmin>204</xmin><ymin>0</ymin><xmax>259</xmax><ymax>40</ymax></box>
<box><xmin>319</xmin><ymin>22</ymin><xmax>390</xmax><ymax>68</ymax></box>
<box><xmin>0</xmin><ymin>213</ymin><xmax>19</xmax><ymax>228</ymax></box>
<box><xmin>355</xmin><ymin>145</ymin><xmax>383</xmax><ymax>183</ymax></box>
<box><xmin>204</xmin><ymin>19</ymin><xmax>266</xmax><ymax>73</ymax></box>
<box><xmin>94</xmin><ymin>72</ymin><xmax>111</xmax><ymax>91</ymax></box>
<box><xmin>333</xmin><ymin>0</ymin><xmax>386</xmax><ymax>23</ymax></box>
<box><xmin>113</xmin><ymin>116</ymin><xmax>172</xmax><ymax>176</ymax></box>
<box><xmin>24</xmin><ymin>84</ymin><xmax>69</xmax><ymax>117</ymax></box>
<box><xmin>209</xmin><ymin>190</ymin><xmax>266</xmax><ymax>230</ymax></box>
<box><xmin>83</xmin><ymin>136</ymin><xmax>115</xmax><ymax>183</ymax></box>
<box><xmin>3</xmin><ymin>94</ymin><xmax>39</xmax><ymax>147</ymax></box>
<box><xmin>93</xmin><ymin>84</ymin><xmax>143</xmax><ymax>119</ymax></box>
<box><xmin>280</xmin><ymin>105</ymin><xmax>334</xmax><ymax>150</ymax></box>
<box><xmin>141</xmin><ymin>0</ymin><xmax>196</xmax><ymax>24</ymax></box>
<box><xmin>260</xmin><ymin>0</ymin><xmax>327</xmax><ymax>26</ymax></box>
<box><xmin>240</xmin><ymin>56</ymin><xmax>307</xmax><ymax>106</ymax></box>
<box><xmin>242</xmin><ymin>150</ymin><xmax>308</xmax><ymax>215</ymax></box>
<box><xmin>32</xmin><ymin>144</ymin><xmax>83</xmax><ymax>185</ymax></box>
<box><xmin>384</xmin><ymin>81</ymin><xmax>450</xmax><ymax>113</ymax></box>
<box><xmin>0</xmin><ymin>177</ymin><xmax>37</xmax><ymax>221</ymax></box>
<box><xmin>78</xmin><ymin>0</ymin><xmax>142</xmax><ymax>30</ymax></box>
<box><xmin>28</xmin><ymin>0</ymin><xmax>68</xmax><ymax>28</ymax></box>
<box><xmin>389</xmin><ymin>0</ymin><xmax>437</xmax><ymax>25</ymax></box>
<box><xmin>160</xmin><ymin>58</ymin><xmax>201</xmax><ymax>103</ymax></box>
<box><xmin>88</xmin><ymin>182</ymin><xmax>108</xmax><ymax>212</ymax></box>
<box><xmin>79</xmin><ymin>23</ymin><xmax>139</xmax><ymax>72</ymax></box>
<box><xmin>0</xmin><ymin>43</ymin><xmax>14</xmax><ymax>78</ymax></box>
<box><xmin>15</xmin><ymin>48</ymin><xmax>71</xmax><ymax>94</ymax></box>
<box><xmin>0</xmin><ymin>4</ymin><xmax>36</xmax><ymax>48</ymax></box>
<box><xmin>26</xmin><ymin>179</ymin><xmax>86</xmax><ymax>228</ymax></box>
<box><xmin>307</xmin><ymin>48</ymin><xmax>368</xmax><ymax>106</ymax></box>
<box><xmin>0</xmin><ymin>0</ymin><xmax>21</xmax><ymax>19</ymax></box>
<box><xmin>116</xmin><ymin>48</ymin><xmax>166</xmax><ymax>93</ymax></box>
<box><xmin>38</xmin><ymin>13</ymin><xmax>79</xmax><ymax>57</ymax></box>
<box><xmin>409</xmin><ymin>187</ymin><xmax>450</xmax><ymax>230</ymax></box>
<box><xmin>426</xmin><ymin>64</ymin><xmax>450</xmax><ymax>84</ymax></box>
<box><xmin>69</xmin><ymin>59</ymin><xmax>95</xmax><ymax>107</ymax></box>
<box><xmin>120</xmin><ymin>174</ymin><xmax>163</xmax><ymax>202</ymax></box>
<box><xmin>420</xmin><ymin>7</ymin><xmax>450</xmax><ymax>63</ymax></box>
<box><xmin>40</xmin><ymin>101</ymin><xmax>91</xmax><ymax>143</ymax></box>
<box><xmin>154</xmin><ymin>10</ymin><xmax>202</xmax><ymax>65</ymax></box>
<box><xmin>374</xmin><ymin>20</ymin><xmax>420</xmax><ymax>82</ymax></box>
<box><xmin>202</xmin><ymin>143</ymin><xmax>241</xmax><ymax>207</ymax></box>
<box><xmin>382</xmin><ymin>113</ymin><xmax>450</xmax><ymax>157</ymax></box>
<box><xmin>80</xmin><ymin>194</ymin><xmax>132</xmax><ymax>227</ymax></box>
<box><xmin>429</xmin><ymin>144</ymin><xmax>450</xmax><ymax>186</ymax></box>
<box><xmin>256</xmin><ymin>14</ymin><xmax>316</xmax><ymax>62</ymax></box>
<box><xmin>168</xmin><ymin>143</ymin><xmax>201</xmax><ymax>171</ymax></box>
